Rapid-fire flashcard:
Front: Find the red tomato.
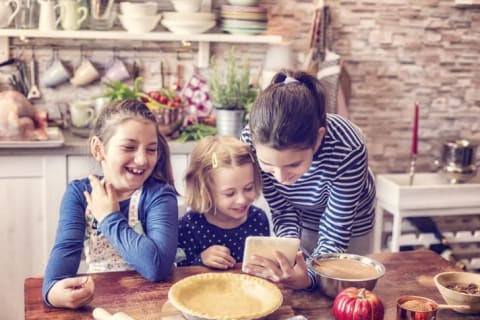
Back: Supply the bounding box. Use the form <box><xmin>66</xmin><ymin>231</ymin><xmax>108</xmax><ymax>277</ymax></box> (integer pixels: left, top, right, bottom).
<box><xmin>159</xmin><ymin>95</ymin><xmax>169</xmax><ymax>105</ymax></box>
<box><xmin>332</xmin><ymin>287</ymin><xmax>384</xmax><ymax>320</ymax></box>
<box><xmin>148</xmin><ymin>91</ymin><xmax>161</xmax><ymax>102</ymax></box>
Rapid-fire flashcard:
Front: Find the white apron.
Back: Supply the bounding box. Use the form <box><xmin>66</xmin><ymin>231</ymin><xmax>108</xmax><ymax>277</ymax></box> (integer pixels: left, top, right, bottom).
<box><xmin>84</xmin><ymin>187</ymin><xmax>144</xmax><ymax>273</ymax></box>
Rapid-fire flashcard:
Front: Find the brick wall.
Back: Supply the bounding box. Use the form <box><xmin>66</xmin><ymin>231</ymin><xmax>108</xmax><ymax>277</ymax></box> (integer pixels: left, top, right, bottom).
<box><xmin>1</xmin><ymin>0</ymin><xmax>479</xmax><ymax>175</ymax></box>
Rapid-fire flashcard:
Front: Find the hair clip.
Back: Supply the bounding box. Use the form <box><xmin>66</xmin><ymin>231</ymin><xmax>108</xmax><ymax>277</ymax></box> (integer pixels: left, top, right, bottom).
<box><xmin>249</xmin><ymin>152</ymin><xmax>256</xmax><ymax>164</ymax></box>
<box><xmin>211</xmin><ymin>152</ymin><xmax>218</xmax><ymax>169</ymax></box>
<box><xmin>283</xmin><ymin>76</ymin><xmax>299</xmax><ymax>84</ymax></box>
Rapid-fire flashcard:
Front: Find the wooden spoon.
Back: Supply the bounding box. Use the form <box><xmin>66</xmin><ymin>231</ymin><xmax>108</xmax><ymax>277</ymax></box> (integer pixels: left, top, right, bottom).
<box><xmin>437</xmin><ymin>304</ymin><xmax>471</xmax><ymax>310</ymax></box>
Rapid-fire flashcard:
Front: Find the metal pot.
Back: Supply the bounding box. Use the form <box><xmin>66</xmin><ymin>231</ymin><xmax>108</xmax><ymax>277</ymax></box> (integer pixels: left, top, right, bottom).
<box><xmin>439</xmin><ymin>138</ymin><xmax>479</xmax><ymax>183</ymax></box>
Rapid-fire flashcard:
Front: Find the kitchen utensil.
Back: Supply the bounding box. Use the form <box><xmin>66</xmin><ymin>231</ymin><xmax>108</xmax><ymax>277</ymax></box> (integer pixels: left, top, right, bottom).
<box><xmin>437</xmin><ymin>304</ymin><xmax>471</xmax><ymax>310</ymax></box>
<box><xmin>102</xmin><ymin>57</ymin><xmax>130</xmax><ymax>82</ymax></box>
<box><xmin>168</xmin><ymin>272</ymin><xmax>283</xmax><ymax>320</ymax></box>
<box><xmin>58</xmin><ymin>0</ymin><xmax>87</xmax><ymax>31</ymax></box>
<box><xmin>118</xmin><ymin>13</ymin><xmax>161</xmax><ymax>33</ymax></box>
<box><xmin>396</xmin><ymin>295</ymin><xmax>438</xmax><ymax>320</ymax></box>
<box><xmin>88</xmin><ymin>0</ymin><xmax>115</xmax><ymax>30</ymax></box>
<box><xmin>93</xmin><ymin>307</ymin><xmax>135</xmax><ymax>320</ymax></box>
<box><xmin>69</xmin><ymin>99</ymin><xmax>96</xmax><ymax>128</ymax></box>
<box><xmin>15</xmin><ymin>59</ymin><xmax>29</xmax><ymax>96</ymax></box>
<box><xmin>15</xmin><ymin>0</ymin><xmax>37</xmax><ymax>29</ymax></box>
<box><xmin>437</xmin><ymin>138</ymin><xmax>479</xmax><ymax>183</ymax></box>
<box><xmin>119</xmin><ymin>1</ymin><xmax>157</xmax><ymax>17</ymax></box>
<box><xmin>42</xmin><ymin>52</ymin><xmax>71</xmax><ymax>87</ymax></box>
<box><xmin>38</xmin><ymin>0</ymin><xmax>61</xmax><ymax>31</ymax></box>
<box><xmin>70</xmin><ymin>58</ymin><xmax>100</xmax><ymax>86</ymax></box>
<box><xmin>434</xmin><ymin>271</ymin><xmax>480</xmax><ymax>314</ymax></box>
<box><xmin>409</xmin><ymin>102</ymin><xmax>419</xmax><ymax>185</ymax></box>
<box><xmin>308</xmin><ymin>253</ymin><xmax>385</xmax><ymax>299</ymax></box>
<box><xmin>170</xmin><ymin>0</ymin><xmax>203</xmax><ymax>13</ymax></box>
<box><xmin>0</xmin><ymin>0</ymin><xmax>21</xmax><ymax>28</ymax></box>
<box><xmin>27</xmin><ymin>57</ymin><xmax>41</xmax><ymax>100</ymax></box>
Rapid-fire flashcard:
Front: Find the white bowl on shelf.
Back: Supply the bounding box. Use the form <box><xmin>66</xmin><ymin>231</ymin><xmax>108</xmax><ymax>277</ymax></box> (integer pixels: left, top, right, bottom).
<box><xmin>119</xmin><ymin>2</ymin><xmax>158</xmax><ymax>17</ymax></box>
<box><xmin>227</xmin><ymin>0</ymin><xmax>260</xmax><ymax>6</ymax></box>
<box><xmin>118</xmin><ymin>14</ymin><xmax>161</xmax><ymax>33</ymax></box>
<box><xmin>162</xmin><ymin>19</ymin><xmax>216</xmax><ymax>34</ymax></box>
<box><xmin>170</xmin><ymin>0</ymin><xmax>203</xmax><ymax>13</ymax></box>
<box><xmin>162</xmin><ymin>11</ymin><xmax>216</xmax><ymax>21</ymax></box>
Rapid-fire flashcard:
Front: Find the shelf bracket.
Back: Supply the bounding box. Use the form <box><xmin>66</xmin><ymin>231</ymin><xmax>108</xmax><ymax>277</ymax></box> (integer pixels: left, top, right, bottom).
<box><xmin>0</xmin><ymin>36</ymin><xmax>8</xmax><ymax>62</ymax></box>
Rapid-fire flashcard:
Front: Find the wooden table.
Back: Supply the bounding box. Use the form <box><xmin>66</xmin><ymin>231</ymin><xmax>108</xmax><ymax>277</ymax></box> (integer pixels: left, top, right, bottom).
<box><xmin>25</xmin><ymin>250</ymin><xmax>478</xmax><ymax>319</ymax></box>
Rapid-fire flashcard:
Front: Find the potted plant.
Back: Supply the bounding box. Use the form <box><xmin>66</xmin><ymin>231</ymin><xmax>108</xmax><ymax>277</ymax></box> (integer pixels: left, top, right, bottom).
<box><xmin>208</xmin><ymin>46</ymin><xmax>258</xmax><ymax>137</ymax></box>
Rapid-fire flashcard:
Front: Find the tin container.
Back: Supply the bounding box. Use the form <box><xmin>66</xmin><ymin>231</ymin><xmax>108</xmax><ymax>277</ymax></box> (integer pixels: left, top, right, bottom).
<box><xmin>440</xmin><ymin>138</ymin><xmax>478</xmax><ymax>183</ymax></box>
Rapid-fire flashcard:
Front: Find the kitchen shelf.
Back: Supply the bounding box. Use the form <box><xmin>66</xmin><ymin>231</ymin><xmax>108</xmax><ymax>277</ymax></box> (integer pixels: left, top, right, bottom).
<box><xmin>0</xmin><ymin>29</ymin><xmax>283</xmax><ymax>67</ymax></box>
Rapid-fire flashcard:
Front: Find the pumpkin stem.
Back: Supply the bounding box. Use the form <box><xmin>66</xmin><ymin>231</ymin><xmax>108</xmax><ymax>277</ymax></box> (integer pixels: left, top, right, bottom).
<box><xmin>358</xmin><ymin>288</ymin><xmax>366</xmax><ymax>299</ymax></box>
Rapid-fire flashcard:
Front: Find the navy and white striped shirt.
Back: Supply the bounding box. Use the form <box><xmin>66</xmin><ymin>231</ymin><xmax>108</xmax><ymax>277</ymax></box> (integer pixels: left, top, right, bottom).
<box><xmin>242</xmin><ymin>113</ymin><xmax>376</xmax><ymax>256</ymax></box>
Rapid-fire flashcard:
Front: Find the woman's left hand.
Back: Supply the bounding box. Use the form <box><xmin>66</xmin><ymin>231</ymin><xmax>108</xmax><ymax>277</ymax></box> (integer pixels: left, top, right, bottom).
<box><xmin>243</xmin><ymin>251</ymin><xmax>311</xmax><ymax>290</ymax></box>
<box><xmin>84</xmin><ymin>175</ymin><xmax>120</xmax><ymax>223</ymax></box>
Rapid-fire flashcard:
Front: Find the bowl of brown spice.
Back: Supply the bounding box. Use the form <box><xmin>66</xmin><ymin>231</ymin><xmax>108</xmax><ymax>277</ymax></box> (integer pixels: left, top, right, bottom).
<box><xmin>396</xmin><ymin>295</ymin><xmax>438</xmax><ymax>320</ymax></box>
<box><xmin>434</xmin><ymin>271</ymin><xmax>480</xmax><ymax>314</ymax></box>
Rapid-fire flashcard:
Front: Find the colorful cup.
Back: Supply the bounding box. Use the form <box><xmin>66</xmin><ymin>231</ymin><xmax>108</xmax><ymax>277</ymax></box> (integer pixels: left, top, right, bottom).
<box><xmin>70</xmin><ymin>59</ymin><xmax>100</xmax><ymax>86</ymax></box>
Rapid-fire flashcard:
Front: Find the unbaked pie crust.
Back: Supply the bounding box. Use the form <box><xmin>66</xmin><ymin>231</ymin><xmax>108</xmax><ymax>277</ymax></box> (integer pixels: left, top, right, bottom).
<box><xmin>168</xmin><ymin>272</ymin><xmax>283</xmax><ymax>320</ymax></box>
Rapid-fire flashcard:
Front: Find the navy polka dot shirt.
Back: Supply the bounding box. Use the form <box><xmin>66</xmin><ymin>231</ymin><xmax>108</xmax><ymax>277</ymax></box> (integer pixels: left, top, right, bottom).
<box><xmin>177</xmin><ymin>206</ymin><xmax>270</xmax><ymax>266</ymax></box>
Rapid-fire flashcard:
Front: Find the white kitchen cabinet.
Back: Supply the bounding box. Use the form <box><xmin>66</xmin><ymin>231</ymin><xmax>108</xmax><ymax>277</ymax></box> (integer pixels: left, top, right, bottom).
<box><xmin>0</xmin><ymin>155</ymin><xmax>66</xmax><ymax>320</ymax></box>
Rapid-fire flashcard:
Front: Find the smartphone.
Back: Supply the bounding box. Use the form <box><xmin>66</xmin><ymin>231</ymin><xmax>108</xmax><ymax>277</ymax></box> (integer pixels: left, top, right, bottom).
<box><xmin>242</xmin><ymin>236</ymin><xmax>301</xmax><ymax>271</ymax></box>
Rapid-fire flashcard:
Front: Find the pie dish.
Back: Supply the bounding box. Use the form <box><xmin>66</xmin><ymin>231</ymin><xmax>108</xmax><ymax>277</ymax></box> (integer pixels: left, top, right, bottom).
<box><xmin>168</xmin><ymin>272</ymin><xmax>283</xmax><ymax>320</ymax></box>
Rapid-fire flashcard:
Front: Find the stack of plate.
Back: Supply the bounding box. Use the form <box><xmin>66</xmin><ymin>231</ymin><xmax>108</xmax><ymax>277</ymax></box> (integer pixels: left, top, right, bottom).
<box><xmin>220</xmin><ymin>5</ymin><xmax>268</xmax><ymax>35</ymax></box>
<box><xmin>161</xmin><ymin>12</ymin><xmax>216</xmax><ymax>34</ymax></box>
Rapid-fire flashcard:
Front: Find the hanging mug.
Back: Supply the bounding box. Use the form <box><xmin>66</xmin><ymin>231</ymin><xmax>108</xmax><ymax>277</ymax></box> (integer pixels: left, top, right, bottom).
<box><xmin>59</xmin><ymin>0</ymin><xmax>87</xmax><ymax>31</ymax></box>
<box><xmin>38</xmin><ymin>0</ymin><xmax>61</xmax><ymax>31</ymax></box>
<box><xmin>0</xmin><ymin>0</ymin><xmax>21</xmax><ymax>28</ymax></box>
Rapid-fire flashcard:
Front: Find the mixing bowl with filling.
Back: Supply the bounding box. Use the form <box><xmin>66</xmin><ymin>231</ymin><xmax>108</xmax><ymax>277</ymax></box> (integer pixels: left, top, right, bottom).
<box><xmin>308</xmin><ymin>253</ymin><xmax>385</xmax><ymax>298</ymax></box>
<box><xmin>313</xmin><ymin>258</ymin><xmax>381</xmax><ymax>279</ymax></box>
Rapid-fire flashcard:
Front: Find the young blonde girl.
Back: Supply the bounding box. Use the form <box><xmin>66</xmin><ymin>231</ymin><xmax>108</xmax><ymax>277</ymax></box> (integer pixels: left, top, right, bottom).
<box><xmin>177</xmin><ymin>136</ymin><xmax>270</xmax><ymax>269</ymax></box>
<box><xmin>43</xmin><ymin>99</ymin><xmax>178</xmax><ymax>309</ymax></box>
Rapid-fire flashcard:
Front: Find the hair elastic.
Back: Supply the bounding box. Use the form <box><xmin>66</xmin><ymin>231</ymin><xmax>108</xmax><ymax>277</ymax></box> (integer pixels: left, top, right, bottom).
<box><xmin>211</xmin><ymin>152</ymin><xmax>218</xmax><ymax>169</ymax></box>
<box><xmin>283</xmin><ymin>76</ymin><xmax>299</xmax><ymax>84</ymax></box>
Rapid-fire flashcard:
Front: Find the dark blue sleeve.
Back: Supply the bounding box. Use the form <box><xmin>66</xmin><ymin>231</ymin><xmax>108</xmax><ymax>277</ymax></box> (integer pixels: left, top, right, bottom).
<box><xmin>99</xmin><ymin>181</ymin><xmax>178</xmax><ymax>281</ymax></box>
<box><xmin>177</xmin><ymin>213</ymin><xmax>204</xmax><ymax>266</ymax></box>
<box><xmin>42</xmin><ymin>179</ymin><xmax>88</xmax><ymax>306</ymax></box>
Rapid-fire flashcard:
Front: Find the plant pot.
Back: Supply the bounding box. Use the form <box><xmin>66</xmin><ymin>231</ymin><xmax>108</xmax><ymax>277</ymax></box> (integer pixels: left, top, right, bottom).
<box><xmin>215</xmin><ymin>109</ymin><xmax>245</xmax><ymax>137</ymax></box>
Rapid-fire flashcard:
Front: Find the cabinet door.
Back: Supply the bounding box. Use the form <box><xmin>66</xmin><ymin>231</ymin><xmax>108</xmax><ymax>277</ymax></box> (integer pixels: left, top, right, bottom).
<box><xmin>0</xmin><ymin>155</ymin><xmax>65</xmax><ymax>320</ymax></box>
<box><xmin>67</xmin><ymin>155</ymin><xmax>101</xmax><ymax>181</ymax></box>
<box><xmin>171</xmin><ymin>154</ymin><xmax>189</xmax><ymax>216</ymax></box>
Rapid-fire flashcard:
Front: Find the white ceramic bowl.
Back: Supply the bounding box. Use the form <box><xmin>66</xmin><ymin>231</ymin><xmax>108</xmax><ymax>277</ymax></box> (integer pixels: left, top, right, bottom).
<box><xmin>119</xmin><ymin>1</ymin><xmax>158</xmax><ymax>16</ymax></box>
<box><xmin>227</xmin><ymin>0</ymin><xmax>260</xmax><ymax>6</ymax></box>
<box><xmin>162</xmin><ymin>11</ymin><xmax>216</xmax><ymax>21</ymax></box>
<box><xmin>162</xmin><ymin>19</ymin><xmax>216</xmax><ymax>34</ymax></box>
<box><xmin>118</xmin><ymin>14</ymin><xmax>161</xmax><ymax>33</ymax></box>
<box><xmin>434</xmin><ymin>271</ymin><xmax>480</xmax><ymax>314</ymax></box>
<box><xmin>120</xmin><ymin>1</ymin><xmax>158</xmax><ymax>17</ymax></box>
<box><xmin>170</xmin><ymin>0</ymin><xmax>202</xmax><ymax>13</ymax></box>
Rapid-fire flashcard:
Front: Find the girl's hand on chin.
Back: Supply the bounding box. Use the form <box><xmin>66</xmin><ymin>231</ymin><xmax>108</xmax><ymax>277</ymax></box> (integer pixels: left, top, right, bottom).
<box><xmin>48</xmin><ymin>276</ymin><xmax>95</xmax><ymax>309</ymax></box>
<box><xmin>84</xmin><ymin>175</ymin><xmax>120</xmax><ymax>222</ymax></box>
